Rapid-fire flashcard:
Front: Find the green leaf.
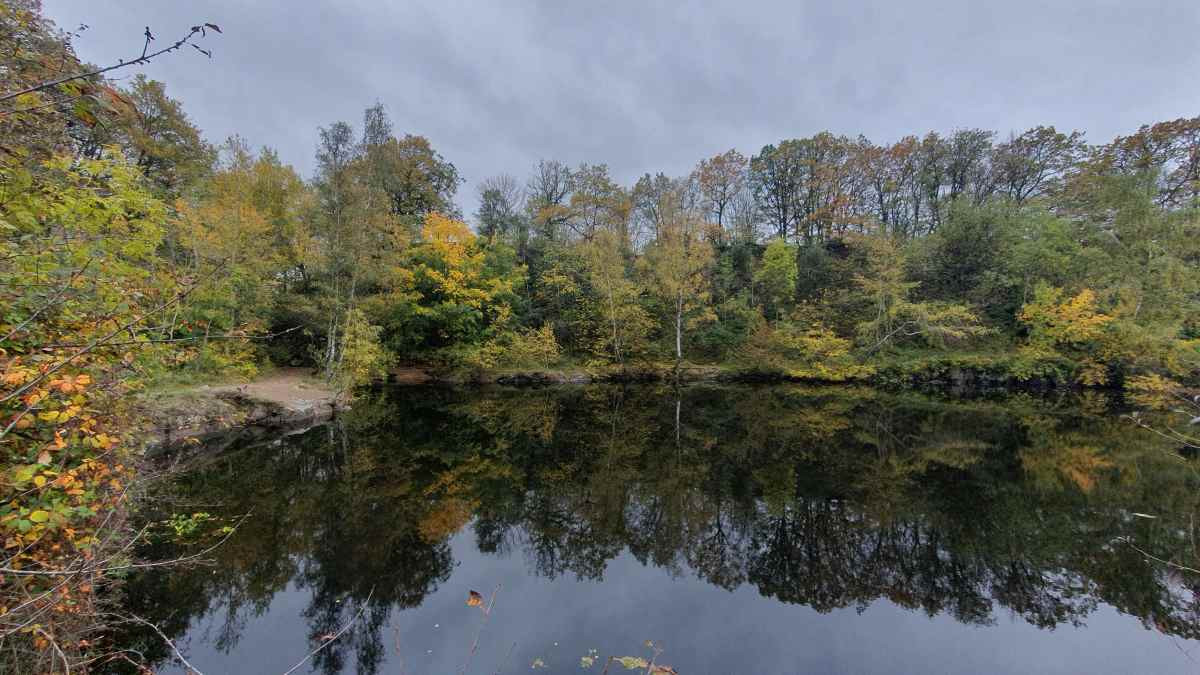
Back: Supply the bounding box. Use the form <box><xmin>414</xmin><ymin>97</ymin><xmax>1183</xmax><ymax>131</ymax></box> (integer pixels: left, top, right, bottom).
<box><xmin>13</xmin><ymin>465</ymin><xmax>36</xmax><ymax>484</ymax></box>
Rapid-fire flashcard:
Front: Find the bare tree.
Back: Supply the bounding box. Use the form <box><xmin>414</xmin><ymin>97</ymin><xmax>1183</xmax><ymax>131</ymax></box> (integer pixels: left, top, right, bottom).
<box><xmin>525</xmin><ymin>159</ymin><xmax>573</xmax><ymax>240</ymax></box>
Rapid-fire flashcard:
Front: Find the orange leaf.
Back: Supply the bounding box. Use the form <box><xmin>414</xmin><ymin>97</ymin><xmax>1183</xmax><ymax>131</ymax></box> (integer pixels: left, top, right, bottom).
<box><xmin>466</xmin><ymin>590</ymin><xmax>484</xmax><ymax>607</ymax></box>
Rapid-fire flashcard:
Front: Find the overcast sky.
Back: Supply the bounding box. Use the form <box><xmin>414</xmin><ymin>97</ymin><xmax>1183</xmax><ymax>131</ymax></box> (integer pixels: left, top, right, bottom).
<box><xmin>43</xmin><ymin>0</ymin><xmax>1200</xmax><ymax>219</ymax></box>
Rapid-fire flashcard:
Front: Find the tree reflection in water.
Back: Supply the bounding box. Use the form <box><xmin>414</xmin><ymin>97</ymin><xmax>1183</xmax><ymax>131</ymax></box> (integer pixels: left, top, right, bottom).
<box><xmin>114</xmin><ymin>385</ymin><xmax>1200</xmax><ymax>673</ymax></box>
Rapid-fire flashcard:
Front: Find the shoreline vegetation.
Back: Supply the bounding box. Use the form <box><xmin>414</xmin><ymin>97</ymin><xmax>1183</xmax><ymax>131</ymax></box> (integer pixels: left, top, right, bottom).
<box><xmin>0</xmin><ymin>1</ymin><xmax>1197</xmax><ymax>672</ymax></box>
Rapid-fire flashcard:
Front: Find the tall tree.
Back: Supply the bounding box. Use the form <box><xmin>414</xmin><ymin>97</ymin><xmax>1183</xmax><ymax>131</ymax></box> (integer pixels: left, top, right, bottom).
<box><xmin>945</xmin><ymin>128</ymin><xmax>995</xmax><ymax>205</ymax></box>
<box><xmin>1091</xmin><ymin>116</ymin><xmax>1200</xmax><ymax>209</ymax></box>
<box><xmin>476</xmin><ymin>174</ymin><xmax>525</xmax><ymax>245</ymax></box>
<box><xmin>640</xmin><ymin>194</ymin><xmax>713</xmax><ymax>370</ymax></box>
<box><xmin>632</xmin><ymin>172</ymin><xmax>675</xmax><ymax>243</ymax></box>
<box><xmin>582</xmin><ymin>230</ymin><xmax>651</xmax><ymax>365</ymax></box>
<box><xmin>694</xmin><ymin>149</ymin><xmax>748</xmax><ymax>241</ymax></box>
<box><xmin>526</xmin><ymin>159</ymin><xmax>573</xmax><ymax>241</ymax></box>
<box><xmin>110</xmin><ymin>75</ymin><xmax>215</xmax><ymax>197</ymax></box>
<box><xmin>750</xmin><ymin>142</ymin><xmax>803</xmax><ymax>241</ymax></box>
<box><xmin>312</xmin><ymin>119</ymin><xmax>365</xmax><ymax>375</ymax></box>
<box><xmin>992</xmin><ymin>126</ymin><xmax>1085</xmax><ymax>204</ymax></box>
<box><xmin>567</xmin><ymin>163</ymin><xmax>630</xmax><ymax>246</ymax></box>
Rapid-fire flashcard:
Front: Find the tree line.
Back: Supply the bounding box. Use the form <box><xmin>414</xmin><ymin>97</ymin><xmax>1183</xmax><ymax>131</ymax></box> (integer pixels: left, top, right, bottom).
<box><xmin>286</xmin><ymin>107</ymin><xmax>1199</xmax><ymax>389</ymax></box>
<box><xmin>91</xmin><ymin>95</ymin><xmax>1194</xmax><ymax>389</ymax></box>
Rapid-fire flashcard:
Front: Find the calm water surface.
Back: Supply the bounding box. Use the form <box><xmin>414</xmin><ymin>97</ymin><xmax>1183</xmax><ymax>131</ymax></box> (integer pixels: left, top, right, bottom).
<box><xmin>114</xmin><ymin>385</ymin><xmax>1200</xmax><ymax>674</ymax></box>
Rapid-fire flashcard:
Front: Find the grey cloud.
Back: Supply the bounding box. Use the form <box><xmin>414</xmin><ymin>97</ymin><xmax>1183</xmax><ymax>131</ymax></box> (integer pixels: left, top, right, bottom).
<box><xmin>42</xmin><ymin>0</ymin><xmax>1200</xmax><ymax>218</ymax></box>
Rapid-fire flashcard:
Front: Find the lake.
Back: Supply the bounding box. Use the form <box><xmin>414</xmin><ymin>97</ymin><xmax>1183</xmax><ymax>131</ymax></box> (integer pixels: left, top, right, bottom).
<box><xmin>112</xmin><ymin>384</ymin><xmax>1200</xmax><ymax>674</ymax></box>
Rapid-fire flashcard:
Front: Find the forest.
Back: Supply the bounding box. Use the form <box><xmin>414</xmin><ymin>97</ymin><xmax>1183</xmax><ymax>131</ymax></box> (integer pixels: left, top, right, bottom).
<box><xmin>0</xmin><ymin>0</ymin><xmax>1198</xmax><ymax>671</ymax></box>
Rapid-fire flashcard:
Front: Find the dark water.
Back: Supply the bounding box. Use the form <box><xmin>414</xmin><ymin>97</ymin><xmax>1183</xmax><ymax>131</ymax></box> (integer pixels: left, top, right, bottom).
<box><xmin>115</xmin><ymin>385</ymin><xmax>1200</xmax><ymax>674</ymax></box>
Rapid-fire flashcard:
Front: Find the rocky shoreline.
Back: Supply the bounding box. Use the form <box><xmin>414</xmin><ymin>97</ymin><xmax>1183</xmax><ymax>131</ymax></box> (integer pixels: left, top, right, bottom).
<box><xmin>138</xmin><ymin>369</ymin><xmax>344</xmax><ymax>455</ymax></box>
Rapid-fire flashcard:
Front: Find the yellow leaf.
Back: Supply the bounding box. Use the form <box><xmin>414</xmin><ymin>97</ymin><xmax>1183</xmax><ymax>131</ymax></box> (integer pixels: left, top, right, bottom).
<box><xmin>33</xmin><ymin>475</ymin><xmax>46</xmax><ymax>488</ymax></box>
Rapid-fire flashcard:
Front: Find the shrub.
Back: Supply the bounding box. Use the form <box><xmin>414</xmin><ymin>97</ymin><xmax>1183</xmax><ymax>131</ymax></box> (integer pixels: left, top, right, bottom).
<box><xmin>740</xmin><ymin>317</ymin><xmax>874</xmax><ymax>381</ymax></box>
<box><xmin>461</xmin><ymin>325</ymin><xmax>561</xmax><ymax>371</ymax></box>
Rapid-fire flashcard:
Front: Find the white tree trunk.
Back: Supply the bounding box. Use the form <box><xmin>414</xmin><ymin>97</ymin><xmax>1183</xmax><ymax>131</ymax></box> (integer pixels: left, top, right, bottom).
<box><xmin>674</xmin><ymin>291</ymin><xmax>683</xmax><ymax>370</ymax></box>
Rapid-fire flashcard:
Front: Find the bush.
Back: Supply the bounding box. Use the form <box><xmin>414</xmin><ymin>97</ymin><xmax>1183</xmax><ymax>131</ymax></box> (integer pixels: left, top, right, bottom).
<box><xmin>461</xmin><ymin>325</ymin><xmax>561</xmax><ymax>371</ymax></box>
<box><xmin>740</xmin><ymin>317</ymin><xmax>874</xmax><ymax>381</ymax></box>
<box><xmin>334</xmin><ymin>308</ymin><xmax>393</xmax><ymax>393</ymax></box>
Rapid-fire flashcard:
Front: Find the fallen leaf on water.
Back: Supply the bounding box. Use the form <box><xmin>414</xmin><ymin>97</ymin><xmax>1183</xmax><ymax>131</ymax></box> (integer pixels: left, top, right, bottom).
<box><xmin>466</xmin><ymin>590</ymin><xmax>484</xmax><ymax>607</ymax></box>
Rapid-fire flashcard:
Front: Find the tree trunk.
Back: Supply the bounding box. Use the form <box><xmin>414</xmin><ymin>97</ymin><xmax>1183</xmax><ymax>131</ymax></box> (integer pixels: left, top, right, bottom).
<box><xmin>607</xmin><ymin>287</ymin><xmax>621</xmax><ymax>366</ymax></box>
<box><xmin>674</xmin><ymin>291</ymin><xmax>683</xmax><ymax>374</ymax></box>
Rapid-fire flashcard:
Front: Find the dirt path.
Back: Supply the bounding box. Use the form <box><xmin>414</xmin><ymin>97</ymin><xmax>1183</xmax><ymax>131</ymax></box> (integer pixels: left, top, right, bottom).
<box><xmin>139</xmin><ymin>368</ymin><xmax>343</xmax><ymax>452</ymax></box>
<box><xmin>208</xmin><ymin>367</ymin><xmax>340</xmax><ymax>410</ymax></box>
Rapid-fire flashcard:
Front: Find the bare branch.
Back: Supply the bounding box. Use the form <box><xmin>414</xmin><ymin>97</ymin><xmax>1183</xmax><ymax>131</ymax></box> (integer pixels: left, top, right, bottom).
<box><xmin>0</xmin><ymin>23</ymin><xmax>219</xmax><ymax>104</ymax></box>
<box><xmin>40</xmin><ymin>325</ymin><xmax>303</xmax><ymax>349</ymax></box>
<box><xmin>281</xmin><ymin>587</ymin><xmax>375</xmax><ymax>675</ymax></box>
<box><xmin>127</xmin><ymin>614</ymin><xmax>205</xmax><ymax>675</ymax></box>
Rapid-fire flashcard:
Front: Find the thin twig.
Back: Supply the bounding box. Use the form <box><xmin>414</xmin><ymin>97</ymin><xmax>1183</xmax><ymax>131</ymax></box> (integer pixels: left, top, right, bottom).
<box><xmin>40</xmin><ymin>325</ymin><xmax>302</xmax><ymax>349</ymax></box>
<box><xmin>1120</xmin><ymin>537</ymin><xmax>1200</xmax><ymax>575</ymax></box>
<box><xmin>0</xmin><ymin>25</ymin><xmax>215</xmax><ymax>104</ymax></box>
<box><xmin>493</xmin><ymin>641</ymin><xmax>516</xmax><ymax>675</ymax></box>
<box><xmin>281</xmin><ymin>587</ymin><xmax>375</xmax><ymax>675</ymax></box>
<box><xmin>460</xmin><ymin>584</ymin><xmax>502</xmax><ymax>675</ymax></box>
<box><xmin>128</xmin><ymin>613</ymin><xmax>204</xmax><ymax>675</ymax></box>
<box><xmin>393</xmin><ymin>625</ymin><xmax>408</xmax><ymax>675</ymax></box>
<box><xmin>34</xmin><ymin>626</ymin><xmax>70</xmax><ymax>674</ymax></box>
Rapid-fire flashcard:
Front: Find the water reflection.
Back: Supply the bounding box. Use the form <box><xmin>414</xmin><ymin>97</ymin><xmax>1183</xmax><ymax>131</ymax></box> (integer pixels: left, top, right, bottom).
<box><xmin>115</xmin><ymin>385</ymin><xmax>1200</xmax><ymax>673</ymax></box>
